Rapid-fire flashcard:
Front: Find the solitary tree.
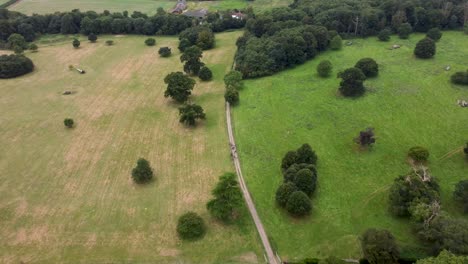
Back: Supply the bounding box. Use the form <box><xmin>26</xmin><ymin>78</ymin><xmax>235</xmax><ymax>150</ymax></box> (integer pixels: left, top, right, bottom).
<box><xmin>206</xmin><ymin>172</ymin><xmax>243</xmax><ymax>223</ymax></box>
<box><xmin>158</xmin><ymin>47</ymin><xmax>171</xmax><ymax>57</ymax></box>
<box><xmin>361</xmin><ymin>229</ymin><xmax>400</xmax><ymax>264</ymax></box>
<box><xmin>355</xmin><ymin>58</ymin><xmax>379</xmax><ymax>77</ymax></box>
<box><xmin>454</xmin><ymin>180</ymin><xmax>468</xmax><ymax>213</ymax></box>
<box><xmin>224</xmin><ymin>88</ymin><xmax>239</xmax><ymax>105</ymax></box>
<box><xmin>88</xmin><ymin>33</ymin><xmax>97</xmax><ymax>42</ymax></box>
<box><xmin>378</xmin><ymin>29</ymin><xmax>391</xmax><ymax>41</ymax></box>
<box><xmin>72</xmin><ymin>38</ymin><xmax>80</xmax><ymax>48</ymax></box>
<box><xmin>178</xmin><ymin>103</ymin><xmax>206</xmax><ymax>126</ymax></box>
<box><xmin>176</xmin><ymin>212</ymin><xmax>206</xmax><ymax>241</ymax></box>
<box><xmin>286</xmin><ymin>191</ymin><xmax>312</xmax><ymax>217</ymax></box>
<box><xmin>145</xmin><ymin>38</ymin><xmax>156</xmax><ymax>46</ymax></box>
<box><xmin>198</xmin><ymin>66</ymin><xmax>213</xmax><ymax>81</ymax></box>
<box><xmin>64</xmin><ymin>118</ymin><xmax>74</xmax><ymax>128</ymax></box>
<box><xmin>131</xmin><ymin>158</ymin><xmax>154</xmax><ymax>183</ymax></box>
<box><xmin>398</xmin><ymin>23</ymin><xmax>412</xmax><ymax>39</ymax></box>
<box><xmin>180</xmin><ymin>46</ymin><xmax>204</xmax><ymax>75</ymax></box>
<box><xmin>426</xmin><ymin>28</ymin><xmax>442</xmax><ymax>41</ymax></box>
<box><xmin>317</xmin><ymin>60</ymin><xmax>332</xmax><ymax>77</ymax></box>
<box><xmin>414</xmin><ymin>38</ymin><xmax>436</xmax><ymax>59</ymax></box>
<box><xmin>330</xmin><ymin>35</ymin><xmax>342</xmax><ymax>50</ymax></box>
<box><xmin>164</xmin><ymin>72</ymin><xmax>196</xmax><ymax>103</ymax></box>
<box><xmin>338</xmin><ymin>67</ymin><xmax>366</xmax><ymax>97</ymax></box>
<box><xmin>354</xmin><ymin>127</ymin><xmax>376</xmax><ymax>147</ymax></box>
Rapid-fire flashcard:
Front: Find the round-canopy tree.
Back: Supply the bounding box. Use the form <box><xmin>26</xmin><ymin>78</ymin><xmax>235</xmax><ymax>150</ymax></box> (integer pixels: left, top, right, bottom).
<box><xmin>224</xmin><ymin>70</ymin><xmax>243</xmax><ymax>89</ymax></box>
<box><xmin>131</xmin><ymin>158</ymin><xmax>154</xmax><ymax>184</ymax></box>
<box><xmin>361</xmin><ymin>229</ymin><xmax>400</xmax><ymax>264</ymax></box>
<box><xmin>72</xmin><ymin>38</ymin><xmax>80</xmax><ymax>48</ymax></box>
<box><xmin>198</xmin><ymin>66</ymin><xmax>212</xmax><ymax>81</ymax></box>
<box><xmin>330</xmin><ymin>35</ymin><xmax>342</xmax><ymax>50</ymax></box>
<box><xmin>145</xmin><ymin>38</ymin><xmax>156</xmax><ymax>46</ymax></box>
<box><xmin>224</xmin><ymin>88</ymin><xmax>239</xmax><ymax>105</ymax></box>
<box><xmin>8</xmin><ymin>33</ymin><xmax>28</xmax><ymax>51</ymax></box>
<box><xmin>408</xmin><ymin>146</ymin><xmax>430</xmax><ymax>163</ymax></box>
<box><xmin>276</xmin><ymin>182</ymin><xmax>297</xmax><ymax>207</ymax></box>
<box><xmin>164</xmin><ymin>72</ymin><xmax>196</xmax><ymax>103</ymax></box>
<box><xmin>0</xmin><ymin>54</ymin><xmax>34</xmax><ymax>79</ymax></box>
<box><xmin>88</xmin><ymin>33</ymin><xmax>97</xmax><ymax>42</ymax></box>
<box><xmin>338</xmin><ymin>67</ymin><xmax>366</xmax><ymax>97</ymax></box>
<box><xmin>426</xmin><ymin>28</ymin><xmax>442</xmax><ymax>41</ymax></box>
<box><xmin>378</xmin><ymin>29</ymin><xmax>391</xmax><ymax>41</ymax></box>
<box><xmin>293</xmin><ymin>168</ymin><xmax>317</xmax><ymax>196</ymax></box>
<box><xmin>63</xmin><ymin>118</ymin><xmax>74</xmax><ymax>128</ymax></box>
<box><xmin>286</xmin><ymin>191</ymin><xmax>312</xmax><ymax>217</ymax></box>
<box><xmin>451</xmin><ymin>70</ymin><xmax>468</xmax><ymax>85</ymax></box>
<box><xmin>178</xmin><ymin>103</ymin><xmax>206</xmax><ymax>126</ymax></box>
<box><xmin>158</xmin><ymin>47</ymin><xmax>171</xmax><ymax>57</ymax></box>
<box><xmin>176</xmin><ymin>212</ymin><xmax>206</xmax><ymax>241</ymax></box>
<box><xmin>180</xmin><ymin>46</ymin><xmax>204</xmax><ymax>75</ymax></box>
<box><xmin>317</xmin><ymin>60</ymin><xmax>332</xmax><ymax>77</ymax></box>
<box><xmin>355</xmin><ymin>58</ymin><xmax>378</xmax><ymax>77</ymax></box>
<box><xmin>398</xmin><ymin>23</ymin><xmax>412</xmax><ymax>39</ymax></box>
<box><xmin>29</xmin><ymin>43</ymin><xmax>38</xmax><ymax>52</ymax></box>
<box><xmin>414</xmin><ymin>38</ymin><xmax>436</xmax><ymax>59</ymax></box>
<box><xmin>178</xmin><ymin>38</ymin><xmax>192</xmax><ymax>52</ymax></box>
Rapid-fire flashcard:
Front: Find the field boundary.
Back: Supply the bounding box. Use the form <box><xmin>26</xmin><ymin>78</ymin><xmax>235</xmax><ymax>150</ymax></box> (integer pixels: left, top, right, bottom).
<box><xmin>225</xmin><ymin>101</ymin><xmax>278</xmax><ymax>264</ymax></box>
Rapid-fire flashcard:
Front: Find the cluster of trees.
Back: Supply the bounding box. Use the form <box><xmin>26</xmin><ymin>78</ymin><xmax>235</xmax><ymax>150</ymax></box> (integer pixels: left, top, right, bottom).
<box><xmin>276</xmin><ymin>144</ymin><xmax>318</xmax><ymax>217</ymax></box>
<box><xmin>338</xmin><ymin>58</ymin><xmax>379</xmax><ymax>97</ymax></box>
<box><xmin>180</xmin><ymin>45</ymin><xmax>212</xmax><ymax>80</ymax></box>
<box><xmin>223</xmin><ymin>70</ymin><xmax>243</xmax><ymax>105</ymax></box>
<box><xmin>451</xmin><ymin>69</ymin><xmax>468</xmax><ymax>85</ymax></box>
<box><xmin>178</xmin><ymin>26</ymin><xmax>215</xmax><ymax>51</ymax></box>
<box><xmin>0</xmin><ymin>54</ymin><xmax>34</xmax><ymax>78</ymax></box>
<box><xmin>289</xmin><ymin>0</ymin><xmax>468</xmax><ymax>37</ymax></box>
<box><xmin>0</xmin><ymin>7</ymin><xmax>244</xmax><ymax>46</ymax></box>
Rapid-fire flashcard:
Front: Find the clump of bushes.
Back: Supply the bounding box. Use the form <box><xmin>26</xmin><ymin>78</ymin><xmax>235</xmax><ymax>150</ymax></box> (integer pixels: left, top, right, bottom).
<box><xmin>198</xmin><ymin>66</ymin><xmax>212</xmax><ymax>81</ymax></box>
<box><xmin>105</xmin><ymin>40</ymin><xmax>114</xmax><ymax>46</ymax></box>
<box><xmin>224</xmin><ymin>70</ymin><xmax>243</xmax><ymax>105</ymax></box>
<box><xmin>177</xmin><ymin>212</ymin><xmax>206</xmax><ymax>241</ymax></box>
<box><xmin>361</xmin><ymin>229</ymin><xmax>400</xmax><ymax>264</ymax></box>
<box><xmin>317</xmin><ymin>60</ymin><xmax>332</xmax><ymax>77</ymax></box>
<box><xmin>354</xmin><ymin>127</ymin><xmax>376</xmax><ymax>147</ymax></box>
<box><xmin>275</xmin><ymin>144</ymin><xmax>318</xmax><ymax>217</ymax></box>
<box><xmin>0</xmin><ymin>54</ymin><xmax>34</xmax><ymax>79</ymax></box>
<box><xmin>145</xmin><ymin>38</ymin><xmax>156</xmax><ymax>46</ymax></box>
<box><xmin>451</xmin><ymin>70</ymin><xmax>468</xmax><ymax>85</ymax></box>
<box><xmin>398</xmin><ymin>23</ymin><xmax>412</xmax><ymax>39</ymax></box>
<box><xmin>330</xmin><ymin>35</ymin><xmax>342</xmax><ymax>50</ymax></box>
<box><xmin>88</xmin><ymin>33</ymin><xmax>97</xmax><ymax>43</ymax></box>
<box><xmin>72</xmin><ymin>38</ymin><xmax>80</xmax><ymax>48</ymax></box>
<box><xmin>408</xmin><ymin>146</ymin><xmax>430</xmax><ymax>163</ymax></box>
<box><xmin>426</xmin><ymin>28</ymin><xmax>442</xmax><ymax>41</ymax></box>
<box><xmin>414</xmin><ymin>38</ymin><xmax>436</xmax><ymax>59</ymax></box>
<box><xmin>131</xmin><ymin>158</ymin><xmax>154</xmax><ymax>184</ymax></box>
<box><xmin>338</xmin><ymin>67</ymin><xmax>366</xmax><ymax>97</ymax></box>
<box><xmin>224</xmin><ymin>88</ymin><xmax>239</xmax><ymax>105</ymax></box>
<box><xmin>63</xmin><ymin>118</ymin><xmax>74</xmax><ymax>128</ymax></box>
<box><xmin>158</xmin><ymin>47</ymin><xmax>171</xmax><ymax>57</ymax></box>
<box><xmin>378</xmin><ymin>28</ymin><xmax>391</xmax><ymax>41</ymax></box>
<box><xmin>29</xmin><ymin>43</ymin><xmax>38</xmax><ymax>52</ymax></box>
<box><xmin>178</xmin><ymin>26</ymin><xmax>215</xmax><ymax>51</ymax></box>
<box><xmin>355</xmin><ymin>58</ymin><xmax>378</xmax><ymax>78</ymax></box>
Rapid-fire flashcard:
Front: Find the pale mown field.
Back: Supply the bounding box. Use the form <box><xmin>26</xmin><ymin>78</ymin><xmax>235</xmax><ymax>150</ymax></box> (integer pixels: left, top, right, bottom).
<box><xmin>0</xmin><ymin>31</ymin><xmax>263</xmax><ymax>263</ymax></box>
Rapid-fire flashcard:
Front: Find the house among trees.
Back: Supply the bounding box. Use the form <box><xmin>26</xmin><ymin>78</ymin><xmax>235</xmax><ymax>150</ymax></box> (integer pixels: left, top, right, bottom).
<box><xmin>171</xmin><ymin>0</ymin><xmax>187</xmax><ymax>14</ymax></box>
<box><xmin>183</xmin><ymin>9</ymin><xmax>208</xmax><ymax>20</ymax></box>
<box><xmin>231</xmin><ymin>10</ymin><xmax>245</xmax><ymax>20</ymax></box>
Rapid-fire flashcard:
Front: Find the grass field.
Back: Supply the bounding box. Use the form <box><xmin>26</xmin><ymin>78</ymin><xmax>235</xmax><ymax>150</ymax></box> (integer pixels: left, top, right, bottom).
<box><xmin>0</xmin><ymin>31</ymin><xmax>264</xmax><ymax>263</ymax></box>
<box><xmin>232</xmin><ymin>31</ymin><xmax>468</xmax><ymax>261</ymax></box>
<box><xmin>9</xmin><ymin>0</ymin><xmax>291</xmax><ymax>15</ymax></box>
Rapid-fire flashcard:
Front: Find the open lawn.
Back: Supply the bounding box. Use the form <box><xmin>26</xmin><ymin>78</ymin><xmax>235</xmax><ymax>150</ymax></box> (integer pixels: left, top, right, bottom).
<box><xmin>9</xmin><ymin>0</ymin><xmax>290</xmax><ymax>15</ymax></box>
<box><xmin>232</xmin><ymin>31</ymin><xmax>468</xmax><ymax>261</ymax></box>
<box><xmin>0</xmin><ymin>31</ymin><xmax>263</xmax><ymax>263</ymax></box>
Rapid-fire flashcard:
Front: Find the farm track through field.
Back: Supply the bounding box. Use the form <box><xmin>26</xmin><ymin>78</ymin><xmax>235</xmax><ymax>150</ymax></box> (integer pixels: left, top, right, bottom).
<box><xmin>225</xmin><ymin>102</ymin><xmax>278</xmax><ymax>264</ymax></box>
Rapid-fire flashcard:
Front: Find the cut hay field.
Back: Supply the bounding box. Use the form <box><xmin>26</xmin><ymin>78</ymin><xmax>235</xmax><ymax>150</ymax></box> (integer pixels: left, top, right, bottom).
<box><xmin>9</xmin><ymin>0</ymin><xmax>290</xmax><ymax>15</ymax></box>
<box><xmin>0</xmin><ymin>31</ymin><xmax>263</xmax><ymax>263</ymax></box>
<box><xmin>232</xmin><ymin>31</ymin><xmax>468</xmax><ymax>261</ymax></box>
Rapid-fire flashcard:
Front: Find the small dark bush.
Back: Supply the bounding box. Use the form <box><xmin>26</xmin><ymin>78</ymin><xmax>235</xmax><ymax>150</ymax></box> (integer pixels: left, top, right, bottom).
<box><xmin>286</xmin><ymin>191</ymin><xmax>312</xmax><ymax>217</ymax></box>
<box><xmin>378</xmin><ymin>29</ymin><xmax>391</xmax><ymax>41</ymax></box>
<box><xmin>88</xmin><ymin>33</ymin><xmax>97</xmax><ymax>43</ymax></box>
<box><xmin>408</xmin><ymin>146</ymin><xmax>430</xmax><ymax>163</ymax></box>
<box><xmin>276</xmin><ymin>182</ymin><xmax>297</xmax><ymax>207</ymax></box>
<box><xmin>451</xmin><ymin>70</ymin><xmax>468</xmax><ymax>85</ymax></box>
<box><xmin>414</xmin><ymin>38</ymin><xmax>436</xmax><ymax>59</ymax></box>
<box><xmin>354</xmin><ymin>127</ymin><xmax>376</xmax><ymax>147</ymax></box>
<box><xmin>64</xmin><ymin>118</ymin><xmax>74</xmax><ymax>128</ymax></box>
<box><xmin>131</xmin><ymin>158</ymin><xmax>154</xmax><ymax>183</ymax></box>
<box><xmin>72</xmin><ymin>38</ymin><xmax>80</xmax><ymax>48</ymax></box>
<box><xmin>0</xmin><ymin>54</ymin><xmax>34</xmax><ymax>79</ymax></box>
<box><xmin>105</xmin><ymin>40</ymin><xmax>114</xmax><ymax>46</ymax></box>
<box><xmin>145</xmin><ymin>38</ymin><xmax>156</xmax><ymax>46</ymax></box>
<box><xmin>29</xmin><ymin>43</ymin><xmax>38</xmax><ymax>52</ymax></box>
<box><xmin>426</xmin><ymin>28</ymin><xmax>442</xmax><ymax>41</ymax></box>
<box><xmin>158</xmin><ymin>47</ymin><xmax>171</xmax><ymax>57</ymax></box>
<box><xmin>177</xmin><ymin>212</ymin><xmax>206</xmax><ymax>240</ymax></box>
<box><xmin>198</xmin><ymin>66</ymin><xmax>212</xmax><ymax>81</ymax></box>
<box><xmin>317</xmin><ymin>60</ymin><xmax>332</xmax><ymax>77</ymax></box>
<box><xmin>355</xmin><ymin>58</ymin><xmax>378</xmax><ymax>77</ymax></box>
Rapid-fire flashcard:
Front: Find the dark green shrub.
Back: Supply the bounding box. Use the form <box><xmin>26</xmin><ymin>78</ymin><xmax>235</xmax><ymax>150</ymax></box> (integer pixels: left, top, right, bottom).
<box><xmin>414</xmin><ymin>38</ymin><xmax>436</xmax><ymax>59</ymax></box>
<box><xmin>426</xmin><ymin>28</ymin><xmax>442</xmax><ymax>41</ymax></box>
<box><xmin>105</xmin><ymin>40</ymin><xmax>114</xmax><ymax>46</ymax></box>
<box><xmin>354</xmin><ymin>127</ymin><xmax>376</xmax><ymax>147</ymax></box>
<box><xmin>224</xmin><ymin>88</ymin><xmax>239</xmax><ymax>104</ymax></box>
<box><xmin>158</xmin><ymin>47</ymin><xmax>171</xmax><ymax>57</ymax></box>
<box><xmin>361</xmin><ymin>229</ymin><xmax>400</xmax><ymax>264</ymax></box>
<box><xmin>338</xmin><ymin>67</ymin><xmax>366</xmax><ymax>97</ymax></box>
<box><xmin>131</xmin><ymin>158</ymin><xmax>154</xmax><ymax>183</ymax></box>
<box><xmin>178</xmin><ymin>103</ymin><xmax>206</xmax><ymax>126</ymax></box>
<box><xmin>293</xmin><ymin>168</ymin><xmax>317</xmax><ymax>196</ymax></box>
<box><xmin>224</xmin><ymin>70</ymin><xmax>243</xmax><ymax>89</ymax></box>
<box><xmin>176</xmin><ymin>212</ymin><xmax>206</xmax><ymax>240</ymax></box>
<box><xmin>178</xmin><ymin>38</ymin><xmax>191</xmax><ymax>52</ymax></box>
<box><xmin>398</xmin><ymin>23</ymin><xmax>412</xmax><ymax>39</ymax></box>
<box><xmin>0</xmin><ymin>54</ymin><xmax>34</xmax><ymax>79</ymax></box>
<box><xmin>451</xmin><ymin>70</ymin><xmax>468</xmax><ymax>85</ymax></box>
<box><xmin>207</xmin><ymin>173</ymin><xmax>243</xmax><ymax>223</ymax></box>
<box><xmin>317</xmin><ymin>60</ymin><xmax>332</xmax><ymax>77</ymax></box>
<box><xmin>286</xmin><ymin>191</ymin><xmax>312</xmax><ymax>217</ymax></box>
<box><xmin>164</xmin><ymin>72</ymin><xmax>196</xmax><ymax>103</ymax></box>
<box><xmin>330</xmin><ymin>35</ymin><xmax>342</xmax><ymax>50</ymax></box>
<box><xmin>88</xmin><ymin>33</ymin><xmax>97</xmax><ymax>42</ymax></box>
<box><xmin>198</xmin><ymin>66</ymin><xmax>212</xmax><ymax>81</ymax></box>
<box><xmin>378</xmin><ymin>29</ymin><xmax>391</xmax><ymax>41</ymax></box>
<box><xmin>145</xmin><ymin>38</ymin><xmax>156</xmax><ymax>46</ymax></box>
<box><xmin>63</xmin><ymin>118</ymin><xmax>74</xmax><ymax>128</ymax></box>
<box><xmin>72</xmin><ymin>38</ymin><xmax>80</xmax><ymax>48</ymax></box>
<box><xmin>29</xmin><ymin>43</ymin><xmax>38</xmax><ymax>52</ymax></box>
<box><xmin>355</xmin><ymin>58</ymin><xmax>378</xmax><ymax>78</ymax></box>
<box><xmin>276</xmin><ymin>182</ymin><xmax>297</xmax><ymax>207</ymax></box>
<box><xmin>454</xmin><ymin>180</ymin><xmax>468</xmax><ymax>213</ymax></box>
<box><xmin>408</xmin><ymin>146</ymin><xmax>430</xmax><ymax>163</ymax></box>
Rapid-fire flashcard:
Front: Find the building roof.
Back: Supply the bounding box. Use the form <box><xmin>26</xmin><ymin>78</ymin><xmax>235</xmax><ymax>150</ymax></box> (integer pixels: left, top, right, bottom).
<box><xmin>183</xmin><ymin>9</ymin><xmax>208</xmax><ymax>18</ymax></box>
